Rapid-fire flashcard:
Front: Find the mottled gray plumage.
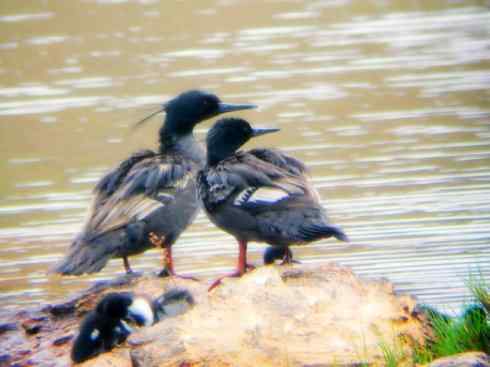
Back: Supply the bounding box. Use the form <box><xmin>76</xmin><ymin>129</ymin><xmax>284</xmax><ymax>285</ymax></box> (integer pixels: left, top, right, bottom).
<box><xmin>198</xmin><ymin>118</ymin><xmax>348</xmax><ymax>288</ymax></box>
<box><xmin>200</xmin><ymin>149</ymin><xmax>346</xmax><ymax>246</ymax></box>
<box><xmin>54</xmin><ymin>91</ymin><xmax>256</xmax><ymax>276</ymax></box>
<box><xmin>56</xmin><ymin>151</ymin><xmax>199</xmax><ymax>275</ymax></box>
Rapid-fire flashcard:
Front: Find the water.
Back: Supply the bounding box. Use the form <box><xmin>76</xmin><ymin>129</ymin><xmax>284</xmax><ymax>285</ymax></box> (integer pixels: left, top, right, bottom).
<box><xmin>0</xmin><ymin>0</ymin><xmax>489</xmax><ymax>317</ymax></box>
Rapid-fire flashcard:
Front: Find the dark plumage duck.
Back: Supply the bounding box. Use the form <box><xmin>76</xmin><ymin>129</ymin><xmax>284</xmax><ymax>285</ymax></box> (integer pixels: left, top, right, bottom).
<box><xmin>198</xmin><ymin>118</ymin><xmax>348</xmax><ymax>289</ymax></box>
<box><xmin>54</xmin><ymin>90</ymin><xmax>256</xmax><ymax>277</ymax></box>
<box><xmin>71</xmin><ymin>289</ymin><xmax>194</xmax><ymax>363</ymax></box>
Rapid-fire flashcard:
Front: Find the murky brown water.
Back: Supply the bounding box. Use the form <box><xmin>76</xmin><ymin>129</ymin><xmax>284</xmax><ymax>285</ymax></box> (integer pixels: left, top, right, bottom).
<box><xmin>1</xmin><ymin>0</ymin><xmax>489</xmax><ymax>317</ymax></box>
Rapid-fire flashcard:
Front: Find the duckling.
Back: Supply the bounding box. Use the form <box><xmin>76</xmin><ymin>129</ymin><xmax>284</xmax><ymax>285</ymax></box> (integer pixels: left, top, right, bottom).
<box><xmin>152</xmin><ymin>288</ymin><xmax>195</xmax><ymax>321</ymax></box>
<box><xmin>71</xmin><ymin>292</ymin><xmax>150</xmax><ymax>363</ymax></box>
<box><xmin>198</xmin><ymin>118</ymin><xmax>348</xmax><ymax>290</ymax></box>
<box><xmin>71</xmin><ymin>288</ymin><xmax>194</xmax><ymax>363</ymax></box>
<box><xmin>54</xmin><ymin>90</ymin><xmax>256</xmax><ymax>278</ymax></box>
<box><xmin>263</xmin><ymin>246</ymin><xmax>298</xmax><ymax>265</ymax></box>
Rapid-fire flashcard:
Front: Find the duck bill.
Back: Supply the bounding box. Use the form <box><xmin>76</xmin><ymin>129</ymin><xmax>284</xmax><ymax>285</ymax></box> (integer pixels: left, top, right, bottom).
<box><xmin>251</xmin><ymin>127</ymin><xmax>280</xmax><ymax>137</ymax></box>
<box><xmin>216</xmin><ymin>102</ymin><xmax>257</xmax><ymax>114</ymax></box>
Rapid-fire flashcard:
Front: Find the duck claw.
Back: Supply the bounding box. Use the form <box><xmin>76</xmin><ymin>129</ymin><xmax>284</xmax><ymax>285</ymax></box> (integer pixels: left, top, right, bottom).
<box><xmin>280</xmin><ymin>258</ymin><xmax>301</xmax><ymax>265</ymax></box>
<box><xmin>208</xmin><ymin>271</ymin><xmax>242</xmax><ymax>292</ymax></box>
<box><xmin>158</xmin><ymin>269</ymin><xmax>199</xmax><ymax>281</ymax></box>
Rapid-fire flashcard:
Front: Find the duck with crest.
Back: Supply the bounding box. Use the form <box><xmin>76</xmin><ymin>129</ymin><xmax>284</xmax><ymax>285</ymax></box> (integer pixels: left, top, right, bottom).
<box><xmin>54</xmin><ymin>90</ymin><xmax>256</xmax><ymax>277</ymax></box>
<box><xmin>198</xmin><ymin>118</ymin><xmax>348</xmax><ymax>290</ymax></box>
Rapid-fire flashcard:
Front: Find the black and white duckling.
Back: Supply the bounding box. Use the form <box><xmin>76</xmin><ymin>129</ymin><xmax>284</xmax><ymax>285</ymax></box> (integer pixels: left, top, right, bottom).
<box><xmin>198</xmin><ymin>118</ymin><xmax>349</xmax><ymax>290</ymax></box>
<box><xmin>71</xmin><ymin>289</ymin><xmax>193</xmax><ymax>363</ymax></box>
<box><xmin>263</xmin><ymin>246</ymin><xmax>298</xmax><ymax>265</ymax></box>
<box><xmin>54</xmin><ymin>90</ymin><xmax>256</xmax><ymax>278</ymax></box>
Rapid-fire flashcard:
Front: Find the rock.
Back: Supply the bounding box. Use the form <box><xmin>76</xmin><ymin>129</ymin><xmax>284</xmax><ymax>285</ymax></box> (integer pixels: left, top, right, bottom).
<box><xmin>52</xmin><ymin>335</ymin><xmax>73</xmax><ymax>346</ymax></box>
<box><xmin>21</xmin><ymin>317</ymin><xmax>47</xmax><ymax>335</ymax></box>
<box><xmin>425</xmin><ymin>352</ymin><xmax>490</xmax><ymax>367</ymax></box>
<box><xmin>95</xmin><ymin>264</ymin><xmax>426</xmax><ymax>367</ymax></box>
<box><xmin>0</xmin><ymin>272</ymin><xmax>199</xmax><ymax>367</ymax></box>
<box><xmin>0</xmin><ymin>323</ymin><xmax>17</xmax><ymax>335</ymax></box>
<box><xmin>0</xmin><ymin>264</ymin><xmax>429</xmax><ymax>366</ymax></box>
<box><xmin>0</xmin><ymin>354</ymin><xmax>12</xmax><ymax>367</ymax></box>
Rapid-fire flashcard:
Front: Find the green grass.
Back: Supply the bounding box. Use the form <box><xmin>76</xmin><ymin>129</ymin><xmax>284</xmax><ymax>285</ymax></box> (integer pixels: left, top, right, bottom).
<box><xmin>379</xmin><ymin>340</ymin><xmax>406</xmax><ymax>367</ymax></box>
<box><xmin>414</xmin><ymin>306</ymin><xmax>489</xmax><ymax>363</ymax></box>
<box><xmin>381</xmin><ymin>272</ymin><xmax>490</xmax><ymax>366</ymax></box>
<box><xmin>468</xmin><ymin>271</ymin><xmax>490</xmax><ymax>314</ymax></box>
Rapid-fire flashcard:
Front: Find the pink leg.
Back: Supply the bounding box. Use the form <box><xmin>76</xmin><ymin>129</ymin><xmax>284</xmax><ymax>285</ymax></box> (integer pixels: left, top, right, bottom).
<box><xmin>123</xmin><ymin>256</ymin><xmax>133</xmax><ymax>273</ymax></box>
<box><xmin>149</xmin><ymin>232</ymin><xmax>198</xmax><ymax>280</ymax></box>
<box><xmin>162</xmin><ymin>245</ymin><xmax>198</xmax><ymax>281</ymax></box>
<box><xmin>208</xmin><ymin>240</ymin><xmax>250</xmax><ymax>291</ymax></box>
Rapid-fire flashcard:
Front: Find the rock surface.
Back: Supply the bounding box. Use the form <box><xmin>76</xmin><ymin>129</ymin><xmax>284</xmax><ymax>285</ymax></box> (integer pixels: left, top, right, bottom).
<box><xmin>0</xmin><ymin>264</ymin><xmax>429</xmax><ymax>366</ymax></box>
<box><xmin>425</xmin><ymin>352</ymin><xmax>490</xmax><ymax>367</ymax></box>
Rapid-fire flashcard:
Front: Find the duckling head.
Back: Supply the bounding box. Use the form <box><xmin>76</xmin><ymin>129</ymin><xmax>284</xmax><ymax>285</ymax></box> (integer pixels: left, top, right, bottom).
<box><xmin>206</xmin><ymin>118</ymin><xmax>279</xmax><ymax>166</ymax></box>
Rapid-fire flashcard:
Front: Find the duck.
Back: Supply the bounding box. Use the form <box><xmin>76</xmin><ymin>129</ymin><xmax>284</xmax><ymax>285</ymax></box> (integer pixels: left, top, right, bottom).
<box><xmin>198</xmin><ymin>118</ymin><xmax>348</xmax><ymax>290</ymax></box>
<box><xmin>71</xmin><ymin>288</ymin><xmax>194</xmax><ymax>363</ymax></box>
<box><xmin>53</xmin><ymin>90</ymin><xmax>256</xmax><ymax>278</ymax></box>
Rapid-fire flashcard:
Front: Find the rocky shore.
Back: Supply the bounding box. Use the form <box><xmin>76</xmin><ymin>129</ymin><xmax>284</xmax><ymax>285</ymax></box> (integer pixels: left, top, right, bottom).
<box><xmin>0</xmin><ymin>263</ymin><xmax>487</xmax><ymax>366</ymax></box>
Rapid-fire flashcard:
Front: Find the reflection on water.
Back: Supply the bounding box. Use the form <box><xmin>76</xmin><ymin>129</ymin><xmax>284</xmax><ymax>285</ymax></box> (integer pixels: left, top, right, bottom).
<box><xmin>0</xmin><ymin>0</ymin><xmax>489</xmax><ymax>317</ymax></box>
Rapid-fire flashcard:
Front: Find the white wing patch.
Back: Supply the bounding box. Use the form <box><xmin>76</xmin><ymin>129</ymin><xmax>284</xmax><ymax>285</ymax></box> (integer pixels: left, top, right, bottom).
<box><xmin>90</xmin><ymin>328</ymin><xmax>100</xmax><ymax>341</ymax></box>
<box><xmin>234</xmin><ymin>187</ymin><xmax>289</xmax><ymax>206</ymax></box>
<box><xmin>234</xmin><ymin>188</ymin><xmax>255</xmax><ymax>206</ymax></box>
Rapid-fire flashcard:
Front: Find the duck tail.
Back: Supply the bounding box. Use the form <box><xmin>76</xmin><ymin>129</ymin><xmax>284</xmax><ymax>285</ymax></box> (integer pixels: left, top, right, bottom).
<box><xmin>298</xmin><ymin>223</ymin><xmax>349</xmax><ymax>243</ymax></box>
<box><xmin>51</xmin><ymin>236</ymin><xmax>115</xmax><ymax>276</ymax></box>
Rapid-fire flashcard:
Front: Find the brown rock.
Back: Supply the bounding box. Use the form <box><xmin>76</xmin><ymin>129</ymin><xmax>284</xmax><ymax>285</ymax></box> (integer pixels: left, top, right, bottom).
<box><xmin>424</xmin><ymin>352</ymin><xmax>490</xmax><ymax>367</ymax></box>
<box><xmin>107</xmin><ymin>264</ymin><xmax>425</xmax><ymax>367</ymax></box>
<box><xmin>52</xmin><ymin>335</ymin><xmax>73</xmax><ymax>346</ymax></box>
<box><xmin>21</xmin><ymin>318</ymin><xmax>46</xmax><ymax>335</ymax></box>
<box><xmin>77</xmin><ymin>349</ymin><xmax>133</xmax><ymax>367</ymax></box>
<box><xmin>1</xmin><ymin>264</ymin><xmax>429</xmax><ymax>366</ymax></box>
<box><xmin>0</xmin><ymin>322</ymin><xmax>17</xmax><ymax>335</ymax></box>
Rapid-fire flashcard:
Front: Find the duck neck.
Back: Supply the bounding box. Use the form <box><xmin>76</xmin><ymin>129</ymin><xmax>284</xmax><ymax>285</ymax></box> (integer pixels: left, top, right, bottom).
<box><xmin>159</xmin><ymin>121</ymin><xmax>205</xmax><ymax>165</ymax></box>
<box><xmin>207</xmin><ymin>145</ymin><xmax>236</xmax><ymax>167</ymax></box>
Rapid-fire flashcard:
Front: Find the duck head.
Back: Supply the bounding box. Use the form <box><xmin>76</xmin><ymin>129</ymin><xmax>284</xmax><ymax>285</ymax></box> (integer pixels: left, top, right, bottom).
<box><xmin>135</xmin><ymin>90</ymin><xmax>257</xmax><ymax>147</ymax></box>
<box><xmin>206</xmin><ymin>117</ymin><xmax>279</xmax><ymax>166</ymax></box>
<box><xmin>96</xmin><ymin>292</ymin><xmax>154</xmax><ymax>327</ymax></box>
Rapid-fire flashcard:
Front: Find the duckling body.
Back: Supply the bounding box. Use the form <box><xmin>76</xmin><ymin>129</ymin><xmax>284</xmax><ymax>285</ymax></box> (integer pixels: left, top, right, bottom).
<box><xmin>54</xmin><ymin>91</ymin><xmax>256</xmax><ymax>276</ymax></box>
<box><xmin>263</xmin><ymin>246</ymin><xmax>296</xmax><ymax>265</ymax></box>
<box><xmin>71</xmin><ymin>292</ymin><xmax>142</xmax><ymax>363</ymax></box>
<box><xmin>71</xmin><ymin>289</ymin><xmax>194</xmax><ymax>363</ymax></box>
<box><xmin>198</xmin><ymin>118</ymin><xmax>348</xmax><ymax>288</ymax></box>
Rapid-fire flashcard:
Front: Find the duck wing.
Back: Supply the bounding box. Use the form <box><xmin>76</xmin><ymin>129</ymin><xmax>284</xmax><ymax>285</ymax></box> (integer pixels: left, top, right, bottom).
<box><xmin>82</xmin><ymin>151</ymin><xmax>194</xmax><ymax>241</ymax></box>
<box><xmin>199</xmin><ymin>151</ymin><xmax>313</xmax><ymax>213</ymax></box>
<box><xmin>248</xmin><ymin>148</ymin><xmax>307</xmax><ymax>176</ymax></box>
<box><xmin>94</xmin><ymin>149</ymin><xmax>155</xmax><ymax>203</ymax></box>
